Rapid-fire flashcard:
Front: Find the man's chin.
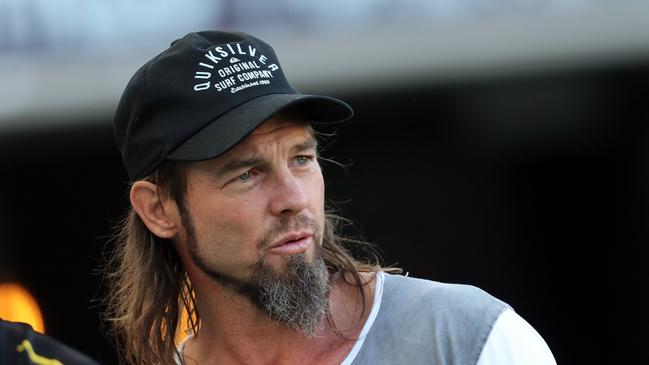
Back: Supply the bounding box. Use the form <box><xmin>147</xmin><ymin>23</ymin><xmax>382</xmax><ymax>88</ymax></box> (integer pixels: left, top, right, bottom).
<box><xmin>264</xmin><ymin>251</ymin><xmax>313</xmax><ymax>271</ymax></box>
<box><xmin>254</xmin><ymin>250</ymin><xmax>330</xmax><ymax>337</ymax></box>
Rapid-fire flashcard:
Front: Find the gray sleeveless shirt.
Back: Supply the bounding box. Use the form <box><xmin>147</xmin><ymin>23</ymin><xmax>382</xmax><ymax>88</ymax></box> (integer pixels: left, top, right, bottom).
<box><xmin>349</xmin><ymin>273</ymin><xmax>509</xmax><ymax>365</ymax></box>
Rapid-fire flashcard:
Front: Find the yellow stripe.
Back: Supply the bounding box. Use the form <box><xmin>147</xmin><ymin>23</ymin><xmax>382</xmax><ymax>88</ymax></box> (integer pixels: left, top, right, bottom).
<box><xmin>16</xmin><ymin>339</ymin><xmax>64</xmax><ymax>365</ymax></box>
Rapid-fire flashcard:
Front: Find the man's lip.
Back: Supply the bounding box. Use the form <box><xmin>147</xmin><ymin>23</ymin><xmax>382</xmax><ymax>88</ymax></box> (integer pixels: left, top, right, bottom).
<box><xmin>270</xmin><ymin>231</ymin><xmax>313</xmax><ymax>249</ymax></box>
<box><xmin>268</xmin><ymin>231</ymin><xmax>313</xmax><ymax>255</ymax></box>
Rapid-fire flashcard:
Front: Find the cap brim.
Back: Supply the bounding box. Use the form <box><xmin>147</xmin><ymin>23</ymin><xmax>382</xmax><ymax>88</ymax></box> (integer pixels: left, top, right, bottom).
<box><xmin>167</xmin><ymin>93</ymin><xmax>353</xmax><ymax>161</ymax></box>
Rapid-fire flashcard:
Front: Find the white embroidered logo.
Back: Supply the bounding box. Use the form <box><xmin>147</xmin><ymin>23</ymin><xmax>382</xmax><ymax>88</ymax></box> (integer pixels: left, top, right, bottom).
<box><xmin>192</xmin><ymin>42</ymin><xmax>280</xmax><ymax>94</ymax></box>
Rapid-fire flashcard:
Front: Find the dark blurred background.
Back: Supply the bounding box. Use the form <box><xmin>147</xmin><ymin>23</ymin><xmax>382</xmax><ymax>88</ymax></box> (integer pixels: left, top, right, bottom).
<box><xmin>1</xmin><ymin>1</ymin><xmax>648</xmax><ymax>364</ymax></box>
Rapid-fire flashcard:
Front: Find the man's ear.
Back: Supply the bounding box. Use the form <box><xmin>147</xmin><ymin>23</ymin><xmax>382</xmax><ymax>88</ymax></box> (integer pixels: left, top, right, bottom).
<box><xmin>130</xmin><ymin>181</ymin><xmax>180</xmax><ymax>239</ymax></box>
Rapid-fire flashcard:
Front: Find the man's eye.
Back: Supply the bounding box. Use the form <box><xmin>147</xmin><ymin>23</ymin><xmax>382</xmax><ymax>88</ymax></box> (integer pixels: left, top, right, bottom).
<box><xmin>295</xmin><ymin>155</ymin><xmax>312</xmax><ymax>165</ymax></box>
<box><xmin>238</xmin><ymin>171</ymin><xmax>253</xmax><ymax>181</ymax></box>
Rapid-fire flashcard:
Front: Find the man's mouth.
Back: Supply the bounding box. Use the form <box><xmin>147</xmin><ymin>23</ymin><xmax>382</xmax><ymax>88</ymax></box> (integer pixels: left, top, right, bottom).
<box><xmin>268</xmin><ymin>231</ymin><xmax>313</xmax><ymax>255</ymax></box>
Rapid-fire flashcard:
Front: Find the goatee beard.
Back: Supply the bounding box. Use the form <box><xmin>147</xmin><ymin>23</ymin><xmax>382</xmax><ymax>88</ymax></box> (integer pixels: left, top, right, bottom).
<box><xmin>253</xmin><ymin>250</ymin><xmax>330</xmax><ymax>338</ymax></box>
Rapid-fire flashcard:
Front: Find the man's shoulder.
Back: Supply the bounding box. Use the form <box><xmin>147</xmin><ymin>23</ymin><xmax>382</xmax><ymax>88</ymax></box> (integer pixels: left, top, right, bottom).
<box><xmin>350</xmin><ymin>273</ymin><xmax>510</xmax><ymax>364</ymax></box>
<box><xmin>375</xmin><ymin>273</ymin><xmax>510</xmax><ymax>350</ymax></box>
<box><xmin>381</xmin><ymin>273</ymin><xmax>510</xmax><ymax>317</ymax></box>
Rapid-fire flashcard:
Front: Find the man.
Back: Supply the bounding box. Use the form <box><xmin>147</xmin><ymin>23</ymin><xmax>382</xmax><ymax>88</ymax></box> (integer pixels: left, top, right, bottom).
<box><xmin>106</xmin><ymin>31</ymin><xmax>556</xmax><ymax>364</ymax></box>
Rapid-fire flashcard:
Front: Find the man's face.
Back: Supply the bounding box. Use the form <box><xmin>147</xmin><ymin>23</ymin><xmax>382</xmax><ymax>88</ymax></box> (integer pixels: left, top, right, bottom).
<box><xmin>176</xmin><ymin>113</ymin><xmax>329</xmax><ymax>334</ymax></box>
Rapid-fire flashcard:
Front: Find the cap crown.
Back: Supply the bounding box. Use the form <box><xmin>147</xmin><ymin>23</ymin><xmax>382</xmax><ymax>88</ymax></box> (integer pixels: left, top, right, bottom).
<box><xmin>114</xmin><ymin>31</ymin><xmax>297</xmax><ymax>180</ymax></box>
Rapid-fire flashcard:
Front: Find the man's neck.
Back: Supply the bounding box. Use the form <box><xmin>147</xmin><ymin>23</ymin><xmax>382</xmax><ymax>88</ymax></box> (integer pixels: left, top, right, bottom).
<box><xmin>182</xmin><ymin>272</ymin><xmax>377</xmax><ymax>365</ymax></box>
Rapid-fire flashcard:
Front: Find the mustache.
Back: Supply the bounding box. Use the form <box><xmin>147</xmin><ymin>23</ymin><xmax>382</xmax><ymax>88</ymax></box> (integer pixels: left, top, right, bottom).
<box><xmin>259</xmin><ymin>214</ymin><xmax>319</xmax><ymax>250</ymax></box>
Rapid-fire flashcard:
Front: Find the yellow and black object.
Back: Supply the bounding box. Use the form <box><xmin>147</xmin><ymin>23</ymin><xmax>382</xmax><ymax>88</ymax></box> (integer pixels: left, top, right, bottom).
<box><xmin>0</xmin><ymin>319</ymin><xmax>99</xmax><ymax>365</ymax></box>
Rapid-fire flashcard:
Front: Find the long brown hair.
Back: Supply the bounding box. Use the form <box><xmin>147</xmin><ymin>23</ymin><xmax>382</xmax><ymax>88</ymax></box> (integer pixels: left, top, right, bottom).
<box><xmin>103</xmin><ymin>158</ymin><xmax>399</xmax><ymax>365</ymax></box>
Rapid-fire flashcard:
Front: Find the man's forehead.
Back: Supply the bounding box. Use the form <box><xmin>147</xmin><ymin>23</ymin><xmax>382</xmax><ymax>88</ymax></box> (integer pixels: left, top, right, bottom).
<box><xmin>251</xmin><ymin>110</ymin><xmax>310</xmax><ymax>135</ymax></box>
<box><xmin>245</xmin><ymin>118</ymin><xmax>312</xmax><ymax>146</ymax></box>
<box><xmin>209</xmin><ymin>118</ymin><xmax>314</xmax><ymax>164</ymax></box>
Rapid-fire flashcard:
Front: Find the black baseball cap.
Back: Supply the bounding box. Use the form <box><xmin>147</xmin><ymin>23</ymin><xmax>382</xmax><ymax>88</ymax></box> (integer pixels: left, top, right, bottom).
<box><xmin>114</xmin><ymin>31</ymin><xmax>353</xmax><ymax>181</ymax></box>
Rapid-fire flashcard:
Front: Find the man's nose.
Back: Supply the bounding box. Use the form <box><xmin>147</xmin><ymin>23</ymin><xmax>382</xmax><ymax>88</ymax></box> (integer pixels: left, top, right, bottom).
<box><xmin>269</xmin><ymin>169</ymin><xmax>309</xmax><ymax>217</ymax></box>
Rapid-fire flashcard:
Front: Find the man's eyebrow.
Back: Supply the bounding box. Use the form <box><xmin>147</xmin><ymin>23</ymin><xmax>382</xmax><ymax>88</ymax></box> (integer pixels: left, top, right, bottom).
<box><xmin>215</xmin><ymin>156</ymin><xmax>265</xmax><ymax>179</ymax></box>
<box><xmin>292</xmin><ymin>137</ymin><xmax>318</xmax><ymax>153</ymax></box>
